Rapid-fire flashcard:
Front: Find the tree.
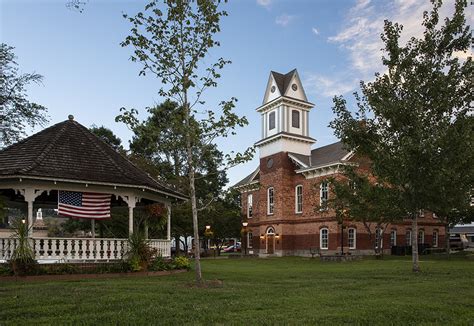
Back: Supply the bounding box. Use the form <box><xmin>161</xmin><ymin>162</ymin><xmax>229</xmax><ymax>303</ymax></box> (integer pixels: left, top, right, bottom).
<box><xmin>330</xmin><ymin>0</ymin><xmax>473</xmax><ymax>272</ymax></box>
<box><xmin>319</xmin><ymin>167</ymin><xmax>405</xmax><ymax>255</ymax></box>
<box><xmin>0</xmin><ymin>43</ymin><xmax>48</xmax><ymax>148</ymax></box>
<box><xmin>90</xmin><ymin>125</ymin><xmax>124</xmax><ymax>152</ymax></box>
<box><xmin>122</xmin><ymin>1</ymin><xmax>254</xmax><ymax>284</ymax></box>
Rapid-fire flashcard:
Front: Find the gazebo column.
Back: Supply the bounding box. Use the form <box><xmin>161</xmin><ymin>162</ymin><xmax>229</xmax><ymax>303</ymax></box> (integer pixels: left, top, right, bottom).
<box><xmin>18</xmin><ymin>188</ymin><xmax>46</xmax><ymax>237</ymax></box>
<box><xmin>121</xmin><ymin>194</ymin><xmax>139</xmax><ymax>237</ymax></box>
<box><xmin>128</xmin><ymin>204</ymin><xmax>135</xmax><ymax>235</ymax></box>
<box><xmin>166</xmin><ymin>203</ymin><xmax>171</xmax><ymax>241</ymax></box>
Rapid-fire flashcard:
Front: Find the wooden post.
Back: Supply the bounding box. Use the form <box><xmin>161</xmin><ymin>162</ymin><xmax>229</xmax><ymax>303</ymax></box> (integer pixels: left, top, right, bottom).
<box><xmin>128</xmin><ymin>206</ymin><xmax>134</xmax><ymax>236</ymax></box>
<box><xmin>166</xmin><ymin>203</ymin><xmax>171</xmax><ymax>241</ymax></box>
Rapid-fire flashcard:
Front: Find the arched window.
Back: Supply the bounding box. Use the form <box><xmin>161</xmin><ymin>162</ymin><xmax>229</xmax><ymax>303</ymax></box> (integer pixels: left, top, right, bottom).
<box><xmin>266</xmin><ymin>227</ymin><xmax>275</xmax><ymax>234</ymax></box>
<box><xmin>432</xmin><ymin>230</ymin><xmax>438</xmax><ymax>247</ymax></box>
<box><xmin>418</xmin><ymin>230</ymin><xmax>425</xmax><ymax>244</ymax></box>
<box><xmin>269</xmin><ymin>111</ymin><xmax>276</xmax><ymax>130</ymax></box>
<box><xmin>406</xmin><ymin>230</ymin><xmax>412</xmax><ymax>246</ymax></box>
<box><xmin>348</xmin><ymin>228</ymin><xmax>356</xmax><ymax>249</ymax></box>
<box><xmin>390</xmin><ymin>229</ymin><xmax>397</xmax><ymax>247</ymax></box>
<box><xmin>320</xmin><ymin>228</ymin><xmax>329</xmax><ymax>250</ymax></box>
<box><xmin>320</xmin><ymin>181</ymin><xmax>329</xmax><ymax>210</ymax></box>
<box><xmin>295</xmin><ymin>185</ymin><xmax>303</xmax><ymax>213</ymax></box>
<box><xmin>292</xmin><ymin>110</ymin><xmax>300</xmax><ymax>128</ymax></box>
<box><xmin>267</xmin><ymin>187</ymin><xmax>274</xmax><ymax>215</ymax></box>
<box><xmin>247</xmin><ymin>194</ymin><xmax>253</xmax><ymax>218</ymax></box>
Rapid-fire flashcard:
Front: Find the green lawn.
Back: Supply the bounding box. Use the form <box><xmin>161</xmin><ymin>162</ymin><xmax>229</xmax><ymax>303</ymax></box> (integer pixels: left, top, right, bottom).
<box><xmin>1</xmin><ymin>256</ymin><xmax>473</xmax><ymax>325</ymax></box>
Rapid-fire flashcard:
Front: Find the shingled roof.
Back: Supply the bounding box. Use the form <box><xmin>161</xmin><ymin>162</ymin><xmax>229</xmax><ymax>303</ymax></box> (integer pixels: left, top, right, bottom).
<box><xmin>233</xmin><ymin>141</ymin><xmax>351</xmax><ymax>188</ymax></box>
<box><xmin>289</xmin><ymin>141</ymin><xmax>351</xmax><ymax>168</ymax></box>
<box><xmin>271</xmin><ymin>69</ymin><xmax>296</xmax><ymax>95</ymax></box>
<box><xmin>0</xmin><ymin>117</ymin><xmax>187</xmax><ymax>200</ymax></box>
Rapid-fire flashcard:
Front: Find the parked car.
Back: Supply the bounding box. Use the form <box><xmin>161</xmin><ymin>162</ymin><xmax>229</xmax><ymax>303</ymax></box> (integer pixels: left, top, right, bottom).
<box><xmin>223</xmin><ymin>242</ymin><xmax>241</xmax><ymax>253</ymax></box>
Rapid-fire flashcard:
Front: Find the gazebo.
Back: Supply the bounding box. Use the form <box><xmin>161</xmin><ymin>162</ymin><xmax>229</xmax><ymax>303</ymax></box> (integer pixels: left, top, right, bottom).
<box><xmin>0</xmin><ymin>115</ymin><xmax>187</xmax><ymax>262</ymax></box>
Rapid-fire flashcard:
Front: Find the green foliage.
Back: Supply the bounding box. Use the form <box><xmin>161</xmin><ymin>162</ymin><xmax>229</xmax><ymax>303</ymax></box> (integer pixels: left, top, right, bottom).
<box><xmin>89</xmin><ymin>125</ymin><xmax>124</xmax><ymax>152</ymax></box>
<box><xmin>125</xmin><ymin>232</ymin><xmax>157</xmax><ymax>271</ymax></box>
<box><xmin>9</xmin><ymin>218</ymin><xmax>37</xmax><ymax>275</ymax></box>
<box><xmin>0</xmin><ymin>43</ymin><xmax>48</xmax><ymax>148</ymax></box>
<box><xmin>172</xmin><ymin>256</ymin><xmax>191</xmax><ymax>270</ymax></box>
<box><xmin>329</xmin><ymin>0</ymin><xmax>473</xmax><ymax>269</ymax></box>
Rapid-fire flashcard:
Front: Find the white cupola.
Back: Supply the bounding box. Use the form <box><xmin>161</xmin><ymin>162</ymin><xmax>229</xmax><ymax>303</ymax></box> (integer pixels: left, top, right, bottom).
<box><xmin>255</xmin><ymin>69</ymin><xmax>315</xmax><ymax>158</ymax></box>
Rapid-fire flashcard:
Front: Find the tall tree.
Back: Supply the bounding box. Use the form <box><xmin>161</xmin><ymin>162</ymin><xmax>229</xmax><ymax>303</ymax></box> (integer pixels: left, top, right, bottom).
<box><xmin>330</xmin><ymin>0</ymin><xmax>473</xmax><ymax>272</ymax></box>
<box><xmin>121</xmin><ymin>1</ymin><xmax>253</xmax><ymax>283</ymax></box>
<box><xmin>0</xmin><ymin>43</ymin><xmax>48</xmax><ymax>148</ymax></box>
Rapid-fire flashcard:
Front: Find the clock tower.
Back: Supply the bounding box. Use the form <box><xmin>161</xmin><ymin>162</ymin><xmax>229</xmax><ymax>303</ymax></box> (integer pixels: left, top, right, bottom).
<box><xmin>255</xmin><ymin>69</ymin><xmax>315</xmax><ymax>158</ymax></box>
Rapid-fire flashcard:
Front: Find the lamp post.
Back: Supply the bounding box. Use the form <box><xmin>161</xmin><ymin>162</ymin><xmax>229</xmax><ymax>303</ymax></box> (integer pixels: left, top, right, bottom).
<box><xmin>242</xmin><ymin>221</ymin><xmax>248</xmax><ymax>256</ymax></box>
<box><xmin>204</xmin><ymin>225</ymin><xmax>212</xmax><ymax>254</ymax></box>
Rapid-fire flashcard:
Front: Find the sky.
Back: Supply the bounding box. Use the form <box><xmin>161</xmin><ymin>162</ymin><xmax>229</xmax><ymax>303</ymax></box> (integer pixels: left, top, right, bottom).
<box><xmin>0</xmin><ymin>0</ymin><xmax>469</xmax><ymax>187</ymax></box>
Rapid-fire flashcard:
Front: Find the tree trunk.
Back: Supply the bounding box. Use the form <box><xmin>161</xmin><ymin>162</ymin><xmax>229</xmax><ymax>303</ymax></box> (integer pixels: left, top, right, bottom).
<box><xmin>411</xmin><ymin>214</ymin><xmax>420</xmax><ymax>272</ymax></box>
<box><xmin>183</xmin><ymin>97</ymin><xmax>203</xmax><ymax>285</ymax></box>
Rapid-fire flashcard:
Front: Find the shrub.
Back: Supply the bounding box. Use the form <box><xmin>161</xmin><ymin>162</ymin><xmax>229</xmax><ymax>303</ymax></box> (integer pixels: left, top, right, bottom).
<box><xmin>173</xmin><ymin>256</ymin><xmax>191</xmax><ymax>270</ymax></box>
<box><xmin>125</xmin><ymin>232</ymin><xmax>157</xmax><ymax>271</ymax></box>
<box><xmin>149</xmin><ymin>256</ymin><xmax>170</xmax><ymax>271</ymax></box>
<box><xmin>9</xmin><ymin>218</ymin><xmax>38</xmax><ymax>276</ymax></box>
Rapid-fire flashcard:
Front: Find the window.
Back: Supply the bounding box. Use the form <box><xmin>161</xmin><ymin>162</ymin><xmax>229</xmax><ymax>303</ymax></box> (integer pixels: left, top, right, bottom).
<box><xmin>247</xmin><ymin>194</ymin><xmax>253</xmax><ymax>218</ymax></box>
<box><xmin>295</xmin><ymin>185</ymin><xmax>303</xmax><ymax>213</ymax></box>
<box><xmin>269</xmin><ymin>111</ymin><xmax>276</xmax><ymax>130</ymax></box>
<box><xmin>320</xmin><ymin>228</ymin><xmax>329</xmax><ymax>249</ymax></box>
<box><xmin>375</xmin><ymin>228</ymin><xmax>383</xmax><ymax>249</ymax></box>
<box><xmin>432</xmin><ymin>212</ymin><xmax>438</xmax><ymax>219</ymax></box>
<box><xmin>348</xmin><ymin>228</ymin><xmax>356</xmax><ymax>249</ymax></box>
<box><xmin>390</xmin><ymin>230</ymin><xmax>397</xmax><ymax>247</ymax></box>
<box><xmin>320</xmin><ymin>181</ymin><xmax>329</xmax><ymax>210</ymax></box>
<box><xmin>291</xmin><ymin>110</ymin><xmax>300</xmax><ymax>128</ymax></box>
<box><xmin>432</xmin><ymin>230</ymin><xmax>438</xmax><ymax>247</ymax></box>
<box><xmin>419</xmin><ymin>209</ymin><xmax>424</xmax><ymax>218</ymax></box>
<box><xmin>406</xmin><ymin>230</ymin><xmax>412</xmax><ymax>246</ymax></box>
<box><xmin>418</xmin><ymin>230</ymin><xmax>425</xmax><ymax>244</ymax></box>
<box><xmin>267</xmin><ymin>187</ymin><xmax>274</xmax><ymax>215</ymax></box>
<box><xmin>247</xmin><ymin>232</ymin><xmax>253</xmax><ymax>249</ymax></box>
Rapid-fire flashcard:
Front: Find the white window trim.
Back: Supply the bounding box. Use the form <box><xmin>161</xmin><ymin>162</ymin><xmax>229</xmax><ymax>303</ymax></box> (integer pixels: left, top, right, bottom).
<box><xmin>390</xmin><ymin>230</ymin><xmax>397</xmax><ymax>246</ymax></box>
<box><xmin>295</xmin><ymin>185</ymin><xmax>303</xmax><ymax>214</ymax></box>
<box><xmin>418</xmin><ymin>230</ymin><xmax>425</xmax><ymax>244</ymax></box>
<box><xmin>320</xmin><ymin>182</ymin><xmax>329</xmax><ymax>211</ymax></box>
<box><xmin>433</xmin><ymin>230</ymin><xmax>438</xmax><ymax>247</ymax></box>
<box><xmin>348</xmin><ymin>228</ymin><xmax>356</xmax><ymax>249</ymax></box>
<box><xmin>406</xmin><ymin>230</ymin><xmax>412</xmax><ymax>246</ymax></box>
<box><xmin>320</xmin><ymin>228</ymin><xmax>329</xmax><ymax>250</ymax></box>
<box><xmin>247</xmin><ymin>194</ymin><xmax>253</xmax><ymax>218</ymax></box>
<box><xmin>267</xmin><ymin>187</ymin><xmax>274</xmax><ymax>215</ymax></box>
<box><xmin>291</xmin><ymin>109</ymin><xmax>300</xmax><ymax>129</ymax></box>
<box><xmin>247</xmin><ymin>232</ymin><xmax>253</xmax><ymax>249</ymax></box>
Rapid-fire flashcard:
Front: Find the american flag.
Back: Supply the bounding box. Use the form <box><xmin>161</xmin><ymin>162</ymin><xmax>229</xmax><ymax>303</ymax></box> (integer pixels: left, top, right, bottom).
<box><xmin>58</xmin><ymin>191</ymin><xmax>111</xmax><ymax>219</ymax></box>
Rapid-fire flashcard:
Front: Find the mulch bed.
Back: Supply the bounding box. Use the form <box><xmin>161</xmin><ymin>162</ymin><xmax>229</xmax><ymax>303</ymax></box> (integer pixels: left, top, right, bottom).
<box><xmin>1</xmin><ymin>269</ymin><xmax>188</xmax><ymax>282</ymax></box>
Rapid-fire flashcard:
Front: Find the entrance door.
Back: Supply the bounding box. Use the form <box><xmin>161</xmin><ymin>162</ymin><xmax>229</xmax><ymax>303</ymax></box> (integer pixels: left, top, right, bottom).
<box><xmin>267</xmin><ymin>234</ymin><xmax>275</xmax><ymax>254</ymax></box>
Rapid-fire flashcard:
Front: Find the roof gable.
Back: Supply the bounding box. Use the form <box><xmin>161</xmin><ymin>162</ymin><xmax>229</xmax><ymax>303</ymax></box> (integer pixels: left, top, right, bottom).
<box><xmin>262</xmin><ymin>69</ymin><xmax>308</xmax><ymax>104</ymax></box>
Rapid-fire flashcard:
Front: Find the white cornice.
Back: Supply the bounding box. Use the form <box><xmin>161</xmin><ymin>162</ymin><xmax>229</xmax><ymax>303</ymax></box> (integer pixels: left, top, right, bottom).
<box><xmin>296</xmin><ymin>162</ymin><xmax>358</xmax><ymax>179</ymax></box>
<box><xmin>287</xmin><ymin>153</ymin><xmax>309</xmax><ymax>168</ymax></box>
<box><xmin>256</xmin><ymin>96</ymin><xmax>314</xmax><ymax>113</ymax></box>
<box><xmin>255</xmin><ymin>132</ymin><xmax>315</xmax><ymax>148</ymax></box>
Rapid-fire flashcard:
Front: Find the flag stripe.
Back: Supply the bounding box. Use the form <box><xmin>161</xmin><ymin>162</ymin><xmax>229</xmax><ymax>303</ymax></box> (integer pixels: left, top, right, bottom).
<box><xmin>58</xmin><ymin>191</ymin><xmax>111</xmax><ymax>219</ymax></box>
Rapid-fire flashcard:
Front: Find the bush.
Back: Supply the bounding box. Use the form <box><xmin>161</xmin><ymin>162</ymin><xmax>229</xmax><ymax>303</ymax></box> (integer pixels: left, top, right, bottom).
<box><xmin>125</xmin><ymin>232</ymin><xmax>157</xmax><ymax>271</ymax></box>
<box><xmin>149</xmin><ymin>256</ymin><xmax>170</xmax><ymax>271</ymax></box>
<box><xmin>173</xmin><ymin>256</ymin><xmax>191</xmax><ymax>270</ymax></box>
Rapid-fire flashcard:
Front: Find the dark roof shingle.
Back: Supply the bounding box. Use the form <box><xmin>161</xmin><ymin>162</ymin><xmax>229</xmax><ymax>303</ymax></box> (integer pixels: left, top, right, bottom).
<box><xmin>271</xmin><ymin>69</ymin><xmax>296</xmax><ymax>95</ymax></box>
<box><xmin>0</xmin><ymin>119</ymin><xmax>186</xmax><ymax>200</ymax></box>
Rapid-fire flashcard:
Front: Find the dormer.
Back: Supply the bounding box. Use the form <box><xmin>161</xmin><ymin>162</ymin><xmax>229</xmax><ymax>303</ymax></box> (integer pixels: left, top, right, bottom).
<box><xmin>255</xmin><ymin>69</ymin><xmax>315</xmax><ymax>158</ymax></box>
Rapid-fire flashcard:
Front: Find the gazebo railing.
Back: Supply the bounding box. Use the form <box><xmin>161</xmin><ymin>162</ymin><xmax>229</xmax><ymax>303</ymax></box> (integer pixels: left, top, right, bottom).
<box><xmin>0</xmin><ymin>237</ymin><xmax>171</xmax><ymax>262</ymax></box>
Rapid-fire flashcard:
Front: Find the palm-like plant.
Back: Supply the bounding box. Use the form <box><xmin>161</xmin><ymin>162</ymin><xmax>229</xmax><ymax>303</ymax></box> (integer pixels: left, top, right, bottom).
<box><xmin>9</xmin><ymin>218</ymin><xmax>36</xmax><ymax>275</ymax></box>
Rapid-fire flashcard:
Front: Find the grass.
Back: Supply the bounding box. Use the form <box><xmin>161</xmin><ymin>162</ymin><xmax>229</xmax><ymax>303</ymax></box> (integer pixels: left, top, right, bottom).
<box><xmin>0</xmin><ymin>255</ymin><xmax>473</xmax><ymax>325</ymax></box>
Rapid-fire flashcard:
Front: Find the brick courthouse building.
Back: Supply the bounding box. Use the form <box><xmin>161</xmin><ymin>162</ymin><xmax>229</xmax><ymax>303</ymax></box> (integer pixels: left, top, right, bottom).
<box><xmin>234</xmin><ymin>69</ymin><xmax>445</xmax><ymax>256</ymax></box>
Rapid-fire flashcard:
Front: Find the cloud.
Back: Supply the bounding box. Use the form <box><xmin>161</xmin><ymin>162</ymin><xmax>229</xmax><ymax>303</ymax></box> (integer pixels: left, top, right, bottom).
<box><xmin>311</xmin><ymin>27</ymin><xmax>319</xmax><ymax>36</ymax></box>
<box><xmin>328</xmin><ymin>0</ymin><xmax>457</xmax><ymax>79</ymax></box>
<box><xmin>303</xmin><ymin>73</ymin><xmax>357</xmax><ymax>98</ymax></box>
<box><xmin>256</xmin><ymin>0</ymin><xmax>272</xmax><ymax>8</ymax></box>
<box><xmin>275</xmin><ymin>14</ymin><xmax>294</xmax><ymax>27</ymax></box>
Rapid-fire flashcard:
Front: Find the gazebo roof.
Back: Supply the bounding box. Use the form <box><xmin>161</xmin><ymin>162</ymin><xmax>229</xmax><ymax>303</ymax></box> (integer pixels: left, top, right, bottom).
<box><xmin>0</xmin><ymin>116</ymin><xmax>187</xmax><ymax>201</ymax></box>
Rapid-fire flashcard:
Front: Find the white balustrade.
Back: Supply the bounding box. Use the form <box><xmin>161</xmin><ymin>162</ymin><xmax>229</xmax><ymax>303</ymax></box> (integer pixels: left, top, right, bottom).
<box><xmin>0</xmin><ymin>237</ymin><xmax>171</xmax><ymax>262</ymax></box>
